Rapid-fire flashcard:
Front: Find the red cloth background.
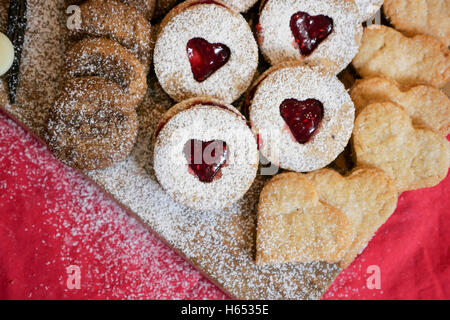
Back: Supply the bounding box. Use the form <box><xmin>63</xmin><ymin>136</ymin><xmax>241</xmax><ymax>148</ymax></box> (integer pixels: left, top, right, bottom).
<box><xmin>0</xmin><ymin>109</ymin><xmax>449</xmax><ymax>300</ymax></box>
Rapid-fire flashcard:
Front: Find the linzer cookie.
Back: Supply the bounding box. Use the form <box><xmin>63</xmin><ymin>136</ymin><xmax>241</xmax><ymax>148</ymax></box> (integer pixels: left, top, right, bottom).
<box><xmin>353</xmin><ymin>25</ymin><xmax>450</xmax><ymax>88</ymax></box>
<box><xmin>353</xmin><ymin>102</ymin><xmax>450</xmax><ymax>192</ymax></box>
<box><xmin>153</xmin><ymin>0</ymin><xmax>258</xmax><ymax>103</ymax></box>
<box><xmin>384</xmin><ymin>0</ymin><xmax>450</xmax><ymax>47</ymax></box>
<box><xmin>257</xmin><ymin>0</ymin><xmax>362</xmax><ymax>74</ymax></box>
<box><xmin>350</xmin><ymin>77</ymin><xmax>450</xmax><ymax>136</ymax></box>
<box><xmin>66</xmin><ymin>38</ymin><xmax>148</xmax><ymax>105</ymax></box>
<box><xmin>306</xmin><ymin>167</ymin><xmax>398</xmax><ymax>268</ymax></box>
<box><xmin>69</xmin><ymin>0</ymin><xmax>153</xmax><ymax>68</ymax></box>
<box><xmin>355</xmin><ymin>0</ymin><xmax>384</xmax><ymax>22</ymax></box>
<box><xmin>245</xmin><ymin>62</ymin><xmax>355</xmax><ymax>173</ymax></box>
<box><xmin>46</xmin><ymin>77</ymin><xmax>138</xmax><ymax>171</ymax></box>
<box><xmin>256</xmin><ymin>172</ymin><xmax>352</xmax><ymax>265</ymax></box>
<box><xmin>0</xmin><ymin>79</ymin><xmax>7</xmax><ymax>106</ymax></box>
<box><xmin>153</xmin><ymin>97</ymin><xmax>258</xmax><ymax>211</ymax></box>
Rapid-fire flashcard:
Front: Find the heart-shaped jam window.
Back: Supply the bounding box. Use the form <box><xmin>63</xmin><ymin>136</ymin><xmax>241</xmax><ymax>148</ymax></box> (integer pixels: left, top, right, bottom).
<box><xmin>280</xmin><ymin>98</ymin><xmax>324</xmax><ymax>144</ymax></box>
<box><xmin>290</xmin><ymin>11</ymin><xmax>333</xmax><ymax>56</ymax></box>
<box><xmin>183</xmin><ymin>139</ymin><xmax>228</xmax><ymax>183</ymax></box>
<box><xmin>186</xmin><ymin>37</ymin><xmax>231</xmax><ymax>82</ymax></box>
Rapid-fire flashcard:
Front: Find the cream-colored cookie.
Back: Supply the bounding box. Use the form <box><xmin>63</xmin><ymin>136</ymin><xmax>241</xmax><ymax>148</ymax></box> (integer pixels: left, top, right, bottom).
<box><xmin>256</xmin><ymin>172</ymin><xmax>352</xmax><ymax>265</ymax></box>
<box><xmin>350</xmin><ymin>77</ymin><xmax>450</xmax><ymax>136</ymax></box>
<box><xmin>306</xmin><ymin>167</ymin><xmax>398</xmax><ymax>268</ymax></box>
<box><xmin>384</xmin><ymin>0</ymin><xmax>450</xmax><ymax>47</ymax></box>
<box><xmin>0</xmin><ymin>32</ymin><xmax>14</xmax><ymax>76</ymax></box>
<box><xmin>353</xmin><ymin>102</ymin><xmax>450</xmax><ymax>192</ymax></box>
<box><xmin>66</xmin><ymin>0</ymin><xmax>156</xmax><ymax>20</ymax></box>
<box><xmin>257</xmin><ymin>0</ymin><xmax>362</xmax><ymax>74</ymax></box>
<box><xmin>246</xmin><ymin>62</ymin><xmax>355</xmax><ymax>173</ymax></box>
<box><xmin>353</xmin><ymin>25</ymin><xmax>450</xmax><ymax>88</ymax></box>
<box><xmin>153</xmin><ymin>97</ymin><xmax>258</xmax><ymax>211</ymax></box>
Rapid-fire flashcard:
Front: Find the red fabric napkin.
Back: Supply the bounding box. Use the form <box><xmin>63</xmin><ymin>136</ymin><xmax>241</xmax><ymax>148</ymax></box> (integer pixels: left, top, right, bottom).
<box><xmin>0</xmin><ymin>109</ymin><xmax>448</xmax><ymax>300</ymax></box>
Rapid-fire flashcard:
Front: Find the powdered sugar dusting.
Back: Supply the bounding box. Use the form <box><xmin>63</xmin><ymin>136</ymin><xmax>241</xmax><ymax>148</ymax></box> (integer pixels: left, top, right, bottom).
<box><xmin>154</xmin><ymin>1</ymin><xmax>258</xmax><ymax>103</ymax></box>
<box><xmin>65</xmin><ymin>37</ymin><xmax>147</xmax><ymax>106</ymax></box>
<box><xmin>258</xmin><ymin>0</ymin><xmax>362</xmax><ymax>74</ymax></box>
<box><xmin>70</xmin><ymin>0</ymin><xmax>153</xmax><ymax>67</ymax></box>
<box><xmin>223</xmin><ymin>0</ymin><xmax>258</xmax><ymax>13</ymax></box>
<box><xmin>1</xmin><ymin>0</ymin><xmax>66</xmax><ymax>137</ymax></box>
<box><xmin>85</xmin><ymin>79</ymin><xmax>342</xmax><ymax>299</ymax></box>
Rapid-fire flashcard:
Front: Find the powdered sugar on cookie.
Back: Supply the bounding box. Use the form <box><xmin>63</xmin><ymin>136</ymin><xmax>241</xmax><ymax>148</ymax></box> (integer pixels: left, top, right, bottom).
<box><xmin>250</xmin><ymin>64</ymin><xmax>355</xmax><ymax>172</ymax></box>
<box><xmin>355</xmin><ymin>0</ymin><xmax>383</xmax><ymax>22</ymax></box>
<box><xmin>258</xmin><ymin>0</ymin><xmax>362</xmax><ymax>74</ymax></box>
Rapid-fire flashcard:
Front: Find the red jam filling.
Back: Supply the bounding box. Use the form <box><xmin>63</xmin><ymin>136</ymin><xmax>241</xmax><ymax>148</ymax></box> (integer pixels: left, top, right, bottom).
<box><xmin>186</xmin><ymin>37</ymin><xmax>231</xmax><ymax>82</ymax></box>
<box><xmin>183</xmin><ymin>139</ymin><xmax>228</xmax><ymax>183</ymax></box>
<box><xmin>280</xmin><ymin>98</ymin><xmax>324</xmax><ymax>144</ymax></box>
<box><xmin>290</xmin><ymin>11</ymin><xmax>333</xmax><ymax>56</ymax></box>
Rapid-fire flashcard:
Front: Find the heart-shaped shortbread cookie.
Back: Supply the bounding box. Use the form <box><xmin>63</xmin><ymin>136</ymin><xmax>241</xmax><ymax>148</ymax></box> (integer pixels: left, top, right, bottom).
<box><xmin>306</xmin><ymin>167</ymin><xmax>398</xmax><ymax>268</ymax></box>
<box><xmin>350</xmin><ymin>77</ymin><xmax>450</xmax><ymax>136</ymax></box>
<box><xmin>353</xmin><ymin>102</ymin><xmax>450</xmax><ymax>192</ymax></box>
<box><xmin>256</xmin><ymin>172</ymin><xmax>352</xmax><ymax>265</ymax></box>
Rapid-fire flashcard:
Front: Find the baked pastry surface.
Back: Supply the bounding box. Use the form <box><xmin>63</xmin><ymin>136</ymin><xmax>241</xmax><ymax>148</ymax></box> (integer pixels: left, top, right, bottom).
<box><xmin>353</xmin><ymin>102</ymin><xmax>450</xmax><ymax>192</ymax></box>
<box><xmin>153</xmin><ymin>97</ymin><xmax>259</xmax><ymax>211</ymax></box>
<box><xmin>46</xmin><ymin>77</ymin><xmax>138</xmax><ymax>170</ymax></box>
<box><xmin>350</xmin><ymin>76</ymin><xmax>450</xmax><ymax>136</ymax></box>
<box><xmin>353</xmin><ymin>25</ymin><xmax>450</xmax><ymax>88</ymax></box>
<box><xmin>256</xmin><ymin>172</ymin><xmax>352</xmax><ymax>265</ymax></box>
<box><xmin>384</xmin><ymin>0</ymin><xmax>450</xmax><ymax>47</ymax></box>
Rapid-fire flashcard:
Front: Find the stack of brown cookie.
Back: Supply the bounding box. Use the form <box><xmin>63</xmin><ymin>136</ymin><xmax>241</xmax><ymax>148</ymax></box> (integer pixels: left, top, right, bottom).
<box><xmin>46</xmin><ymin>0</ymin><xmax>154</xmax><ymax>170</ymax></box>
